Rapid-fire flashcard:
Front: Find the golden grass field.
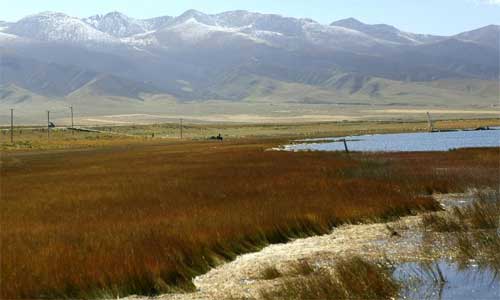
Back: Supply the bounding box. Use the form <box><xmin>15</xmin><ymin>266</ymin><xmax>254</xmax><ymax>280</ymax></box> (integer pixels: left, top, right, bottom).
<box><xmin>1</xmin><ymin>126</ymin><xmax>500</xmax><ymax>298</ymax></box>
<box><xmin>100</xmin><ymin>118</ymin><xmax>500</xmax><ymax>139</ymax></box>
<box><xmin>1</xmin><ymin>118</ymin><xmax>499</xmax><ymax>151</ymax></box>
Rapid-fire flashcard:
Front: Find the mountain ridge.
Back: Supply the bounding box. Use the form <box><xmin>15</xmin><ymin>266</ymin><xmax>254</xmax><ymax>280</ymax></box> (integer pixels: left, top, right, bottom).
<box><xmin>4</xmin><ymin>10</ymin><xmax>496</xmax><ymax>44</ymax></box>
<box><xmin>0</xmin><ymin>9</ymin><xmax>497</xmax><ymax>107</ymax></box>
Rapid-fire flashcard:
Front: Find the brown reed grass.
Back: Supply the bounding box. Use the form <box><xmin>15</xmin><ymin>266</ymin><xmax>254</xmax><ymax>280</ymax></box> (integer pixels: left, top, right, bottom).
<box><xmin>259</xmin><ymin>257</ymin><xmax>399</xmax><ymax>300</ymax></box>
<box><xmin>1</xmin><ymin>140</ymin><xmax>498</xmax><ymax>299</ymax></box>
<box><xmin>422</xmin><ymin>190</ymin><xmax>500</xmax><ymax>272</ymax></box>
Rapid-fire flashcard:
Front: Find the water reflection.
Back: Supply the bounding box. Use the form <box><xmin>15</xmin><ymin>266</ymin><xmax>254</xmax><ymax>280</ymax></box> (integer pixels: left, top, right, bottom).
<box><xmin>395</xmin><ymin>261</ymin><xmax>500</xmax><ymax>300</ymax></box>
<box><xmin>284</xmin><ymin>129</ymin><xmax>500</xmax><ymax>152</ymax></box>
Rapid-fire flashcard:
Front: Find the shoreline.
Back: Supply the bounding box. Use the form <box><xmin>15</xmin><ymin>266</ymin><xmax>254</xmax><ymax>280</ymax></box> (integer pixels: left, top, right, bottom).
<box><xmin>127</xmin><ymin>192</ymin><xmax>490</xmax><ymax>300</ymax></box>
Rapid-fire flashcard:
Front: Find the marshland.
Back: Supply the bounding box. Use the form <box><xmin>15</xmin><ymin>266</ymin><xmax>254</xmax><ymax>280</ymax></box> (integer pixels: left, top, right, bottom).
<box><xmin>1</xmin><ymin>119</ymin><xmax>499</xmax><ymax>299</ymax></box>
<box><xmin>1</xmin><ymin>1</ymin><xmax>498</xmax><ymax>298</ymax></box>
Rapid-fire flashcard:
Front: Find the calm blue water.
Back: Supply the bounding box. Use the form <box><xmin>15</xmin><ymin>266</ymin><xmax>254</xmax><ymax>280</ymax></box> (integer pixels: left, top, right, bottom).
<box><xmin>285</xmin><ymin>129</ymin><xmax>500</xmax><ymax>152</ymax></box>
<box><xmin>395</xmin><ymin>261</ymin><xmax>500</xmax><ymax>300</ymax></box>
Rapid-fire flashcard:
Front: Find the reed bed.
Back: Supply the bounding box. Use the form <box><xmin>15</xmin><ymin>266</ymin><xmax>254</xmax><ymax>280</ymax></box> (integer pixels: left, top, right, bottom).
<box><xmin>259</xmin><ymin>257</ymin><xmax>399</xmax><ymax>300</ymax></box>
<box><xmin>1</xmin><ymin>140</ymin><xmax>498</xmax><ymax>299</ymax></box>
<box><xmin>421</xmin><ymin>190</ymin><xmax>500</xmax><ymax>272</ymax></box>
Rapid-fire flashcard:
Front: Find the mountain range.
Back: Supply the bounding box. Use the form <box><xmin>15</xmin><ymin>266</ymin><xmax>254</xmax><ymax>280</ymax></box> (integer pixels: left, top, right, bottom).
<box><xmin>0</xmin><ymin>10</ymin><xmax>498</xmax><ymax>111</ymax></box>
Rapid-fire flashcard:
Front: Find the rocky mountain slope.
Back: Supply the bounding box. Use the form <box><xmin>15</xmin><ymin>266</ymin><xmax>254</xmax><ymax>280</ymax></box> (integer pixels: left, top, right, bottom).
<box><xmin>0</xmin><ymin>10</ymin><xmax>498</xmax><ymax>107</ymax></box>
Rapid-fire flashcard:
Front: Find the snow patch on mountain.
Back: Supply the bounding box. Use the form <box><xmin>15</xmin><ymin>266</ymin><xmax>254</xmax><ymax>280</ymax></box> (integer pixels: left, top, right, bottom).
<box><xmin>172</xmin><ymin>18</ymin><xmax>239</xmax><ymax>41</ymax></box>
<box><xmin>0</xmin><ymin>22</ymin><xmax>9</xmax><ymax>31</ymax></box>
<box><xmin>330</xmin><ymin>17</ymin><xmax>443</xmax><ymax>45</ymax></box>
<box><xmin>154</xmin><ymin>17</ymin><xmax>269</xmax><ymax>45</ymax></box>
<box><xmin>83</xmin><ymin>12</ymin><xmax>172</xmax><ymax>38</ymax></box>
<box><xmin>7</xmin><ymin>11</ymin><xmax>118</xmax><ymax>44</ymax></box>
<box><xmin>3</xmin><ymin>9</ymin><xmax>491</xmax><ymax>57</ymax></box>
<box><xmin>170</xmin><ymin>9</ymin><xmax>217</xmax><ymax>27</ymax></box>
<box><xmin>121</xmin><ymin>30</ymin><xmax>160</xmax><ymax>47</ymax></box>
<box><xmin>0</xmin><ymin>32</ymin><xmax>22</xmax><ymax>42</ymax></box>
<box><xmin>141</xmin><ymin>16</ymin><xmax>173</xmax><ymax>31</ymax></box>
<box><xmin>84</xmin><ymin>12</ymin><xmax>146</xmax><ymax>37</ymax></box>
<box><xmin>304</xmin><ymin>23</ymin><xmax>382</xmax><ymax>49</ymax></box>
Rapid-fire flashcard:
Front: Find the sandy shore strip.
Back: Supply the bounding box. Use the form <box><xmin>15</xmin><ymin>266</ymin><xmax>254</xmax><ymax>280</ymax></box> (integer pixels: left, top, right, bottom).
<box><xmin>125</xmin><ymin>193</ymin><xmax>467</xmax><ymax>300</ymax></box>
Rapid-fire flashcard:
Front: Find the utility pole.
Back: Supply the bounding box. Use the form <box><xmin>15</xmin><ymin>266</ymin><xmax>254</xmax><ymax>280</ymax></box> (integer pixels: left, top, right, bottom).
<box><xmin>342</xmin><ymin>139</ymin><xmax>349</xmax><ymax>153</ymax></box>
<box><xmin>47</xmin><ymin>110</ymin><xmax>50</xmax><ymax>141</ymax></box>
<box><xmin>10</xmin><ymin>108</ymin><xmax>13</xmax><ymax>144</ymax></box>
<box><xmin>427</xmin><ymin>112</ymin><xmax>434</xmax><ymax>133</ymax></box>
<box><xmin>70</xmin><ymin>106</ymin><xmax>74</xmax><ymax>135</ymax></box>
<box><xmin>180</xmin><ymin>118</ymin><xmax>183</xmax><ymax>139</ymax></box>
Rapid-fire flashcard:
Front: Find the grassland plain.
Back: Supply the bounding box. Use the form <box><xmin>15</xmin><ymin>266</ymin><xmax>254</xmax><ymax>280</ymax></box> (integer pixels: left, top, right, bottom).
<box><xmin>1</xmin><ymin>118</ymin><xmax>499</xmax><ymax>151</ymax></box>
<box><xmin>97</xmin><ymin>118</ymin><xmax>500</xmax><ymax>139</ymax></box>
<box><xmin>1</xmin><ymin>133</ymin><xmax>499</xmax><ymax>298</ymax></box>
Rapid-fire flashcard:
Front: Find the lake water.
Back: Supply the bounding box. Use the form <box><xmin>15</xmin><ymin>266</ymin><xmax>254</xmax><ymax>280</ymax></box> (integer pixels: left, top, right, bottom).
<box><xmin>284</xmin><ymin>129</ymin><xmax>500</xmax><ymax>152</ymax></box>
<box><xmin>395</xmin><ymin>261</ymin><xmax>500</xmax><ymax>300</ymax></box>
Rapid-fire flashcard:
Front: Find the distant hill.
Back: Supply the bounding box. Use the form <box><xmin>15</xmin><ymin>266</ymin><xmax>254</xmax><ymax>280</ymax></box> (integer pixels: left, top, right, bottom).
<box><xmin>453</xmin><ymin>25</ymin><xmax>499</xmax><ymax>49</ymax></box>
<box><xmin>0</xmin><ymin>10</ymin><xmax>498</xmax><ymax>111</ymax></box>
<box><xmin>0</xmin><ymin>54</ymin><xmax>168</xmax><ymax>99</ymax></box>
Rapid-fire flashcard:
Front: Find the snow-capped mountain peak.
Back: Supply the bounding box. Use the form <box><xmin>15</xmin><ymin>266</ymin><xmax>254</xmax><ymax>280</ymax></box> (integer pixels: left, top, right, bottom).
<box><xmin>171</xmin><ymin>9</ymin><xmax>217</xmax><ymax>27</ymax></box>
<box><xmin>83</xmin><ymin>12</ymin><xmax>173</xmax><ymax>37</ymax></box>
<box><xmin>331</xmin><ymin>17</ymin><xmax>365</xmax><ymax>28</ymax></box>
<box><xmin>330</xmin><ymin>17</ymin><xmax>443</xmax><ymax>45</ymax></box>
<box><xmin>150</xmin><ymin>15</ymin><xmax>268</xmax><ymax>46</ymax></box>
<box><xmin>2</xmin><ymin>9</ymin><xmax>494</xmax><ymax>54</ymax></box>
<box><xmin>7</xmin><ymin>11</ymin><xmax>117</xmax><ymax>43</ymax></box>
<box><xmin>84</xmin><ymin>11</ymin><xmax>146</xmax><ymax>37</ymax></box>
<box><xmin>140</xmin><ymin>16</ymin><xmax>173</xmax><ymax>31</ymax></box>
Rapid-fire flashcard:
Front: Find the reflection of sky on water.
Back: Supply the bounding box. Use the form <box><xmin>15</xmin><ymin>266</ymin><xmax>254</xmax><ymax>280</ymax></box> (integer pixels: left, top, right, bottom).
<box><xmin>395</xmin><ymin>261</ymin><xmax>500</xmax><ymax>300</ymax></box>
<box><xmin>286</xmin><ymin>129</ymin><xmax>500</xmax><ymax>152</ymax></box>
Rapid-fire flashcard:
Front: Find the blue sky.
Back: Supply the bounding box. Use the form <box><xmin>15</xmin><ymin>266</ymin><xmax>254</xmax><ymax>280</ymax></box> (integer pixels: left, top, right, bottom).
<box><xmin>0</xmin><ymin>0</ymin><xmax>498</xmax><ymax>35</ymax></box>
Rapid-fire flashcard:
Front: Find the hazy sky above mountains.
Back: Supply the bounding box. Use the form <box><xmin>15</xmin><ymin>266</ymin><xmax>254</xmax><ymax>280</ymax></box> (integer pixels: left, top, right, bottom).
<box><xmin>1</xmin><ymin>0</ymin><xmax>498</xmax><ymax>35</ymax></box>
